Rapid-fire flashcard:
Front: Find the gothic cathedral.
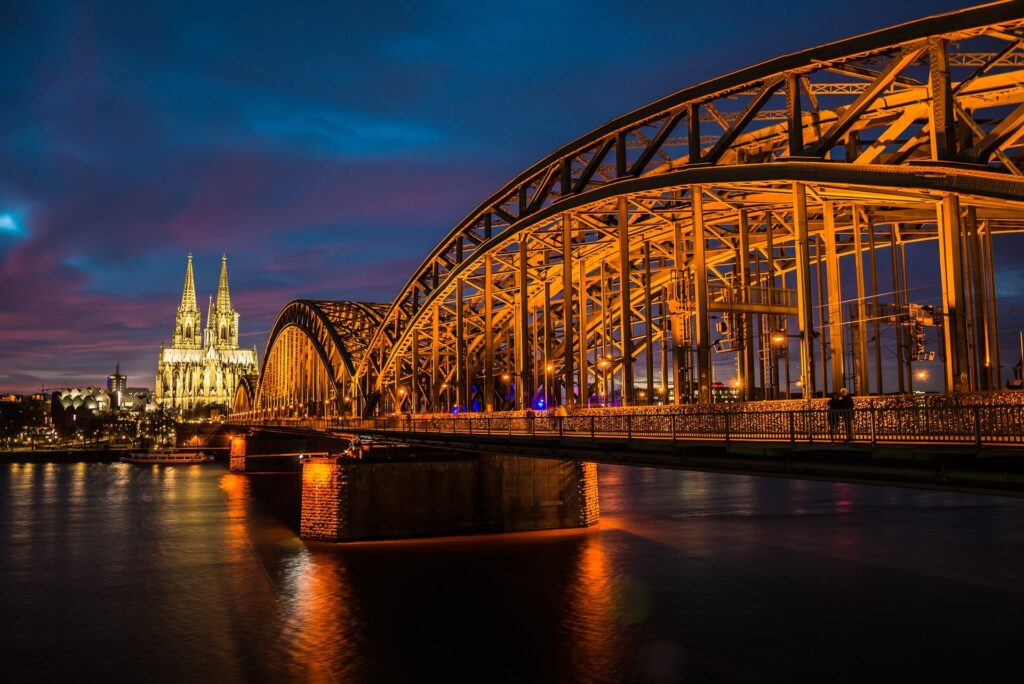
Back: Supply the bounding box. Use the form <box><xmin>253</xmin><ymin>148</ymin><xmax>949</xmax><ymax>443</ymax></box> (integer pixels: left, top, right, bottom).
<box><xmin>155</xmin><ymin>254</ymin><xmax>259</xmax><ymax>410</ymax></box>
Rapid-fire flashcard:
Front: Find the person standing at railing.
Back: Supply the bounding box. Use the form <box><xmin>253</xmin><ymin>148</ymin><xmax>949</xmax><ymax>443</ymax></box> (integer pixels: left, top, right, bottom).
<box><xmin>827</xmin><ymin>393</ymin><xmax>841</xmax><ymax>441</ymax></box>
<box><xmin>837</xmin><ymin>387</ymin><xmax>854</xmax><ymax>441</ymax></box>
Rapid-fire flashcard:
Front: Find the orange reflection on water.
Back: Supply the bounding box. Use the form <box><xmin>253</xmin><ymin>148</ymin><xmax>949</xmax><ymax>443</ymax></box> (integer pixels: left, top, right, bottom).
<box><xmin>218</xmin><ymin>473</ymin><xmax>252</xmax><ymax>560</ymax></box>
<box><xmin>563</xmin><ymin>532</ymin><xmax>622</xmax><ymax>674</ymax></box>
<box><xmin>282</xmin><ymin>552</ymin><xmax>358</xmax><ymax>679</ymax></box>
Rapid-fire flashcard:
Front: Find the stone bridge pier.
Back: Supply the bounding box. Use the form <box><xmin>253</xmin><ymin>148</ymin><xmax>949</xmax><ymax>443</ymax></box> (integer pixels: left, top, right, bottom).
<box><xmin>300</xmin><ymin>453</ymin><xmax>599</xmax><ymax>542</ymax></box>
<box><xmin>227</xmin><ymin>431</ymin><xmax>350</xmax><ymax>474</ymax></box>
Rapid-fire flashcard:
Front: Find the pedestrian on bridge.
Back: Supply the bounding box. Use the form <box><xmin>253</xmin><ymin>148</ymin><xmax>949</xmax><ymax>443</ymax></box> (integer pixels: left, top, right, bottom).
<box><xmin>837</xmin><ymin>388</ymin><xmax>854</xmax><ymax>441</ymax></box>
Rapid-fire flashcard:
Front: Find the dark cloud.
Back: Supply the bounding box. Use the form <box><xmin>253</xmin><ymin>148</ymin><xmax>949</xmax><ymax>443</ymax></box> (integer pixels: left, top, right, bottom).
<box><xmin>0</xmin><ymin>0</ymin><xmax>977</xmax><ymax>391</ymax></box>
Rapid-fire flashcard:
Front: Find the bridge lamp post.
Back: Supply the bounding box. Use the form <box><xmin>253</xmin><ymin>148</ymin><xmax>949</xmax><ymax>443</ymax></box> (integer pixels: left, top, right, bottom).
<box><xmin>500</xmin><ymin>373</ymin><xmax>513</xmax><ymax>411</ymax></box>
<box><xmin>397</xmin><ymin>387</ymin><xmax>407</xmax><ymax>415</ymax></box>
<box><xmin>772</xmin><ymin>331</ymin><xmax>794</xmax><ymax>400</ymax></box>
<box><xmin>440</xmin><ymin>382</ymin><xmax>451</xmax><ymax>413</ymax></box>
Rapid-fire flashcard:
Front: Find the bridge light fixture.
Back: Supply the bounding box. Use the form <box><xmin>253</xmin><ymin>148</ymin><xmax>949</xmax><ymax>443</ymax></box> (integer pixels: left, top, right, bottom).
<box><xmin>771</xmin><ymin>331</ymin><xmax>786</xmax><ymax>345</ymax></box>
<box><xmin>546</xmin><ymin>364</ymin><xmax>554</xmax><ymax>373</ymax></box>
<box><xmin>398</xmin><ymin>388</ymin><xmax>406</xmax><ymax>396</ymax></box>
<box><xmin>501</xmin><ymin>373</ymin><xmax>511</xmax><ymax>381</ymax></box>
<box><xmin>441</xmin><ymin>382</ymin><xmax>448</xmax><ymax>389</ymax></box>
<box><xmin>599</xmin><ymin>357</ymin><xmax>611</xmax><ymax>368</ymax></box>
<box><xmin>915</xmin><ymin>369</ymin><xmax>927</xmax><ymax>380</ymax></box>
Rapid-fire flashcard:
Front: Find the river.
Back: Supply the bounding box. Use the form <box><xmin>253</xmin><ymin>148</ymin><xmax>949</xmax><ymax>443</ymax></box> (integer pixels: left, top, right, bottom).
<box><xmin>2</xmin><ymin>461</ymin><xmax>1022</xmax><ymax>682</ymax></box>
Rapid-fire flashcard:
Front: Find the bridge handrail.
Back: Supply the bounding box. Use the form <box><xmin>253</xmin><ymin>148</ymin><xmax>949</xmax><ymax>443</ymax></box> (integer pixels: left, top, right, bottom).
<box><xmin>311</xmin><ymin>403</ymin><xmax>1024</xmax><ymax>448</ymax></box>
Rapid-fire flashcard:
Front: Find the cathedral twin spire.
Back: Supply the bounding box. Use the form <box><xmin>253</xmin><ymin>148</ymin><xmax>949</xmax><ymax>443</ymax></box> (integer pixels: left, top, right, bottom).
<box><xmin>173</xmin><ymin>253</ymin><xmax>239</xmax><ymax>351</ymax></box>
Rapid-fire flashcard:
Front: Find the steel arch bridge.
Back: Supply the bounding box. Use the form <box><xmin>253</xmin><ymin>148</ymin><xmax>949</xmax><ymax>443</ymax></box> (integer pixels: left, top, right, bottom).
<box><xmin>238</xmin><ymin>300</ymin><xmax>389</xmax><ymax>419</ymax></box>
<box><xmin>238</xmin><ymin>2</ymin><xmax>1024</xmax><ymax>421</ymax></box>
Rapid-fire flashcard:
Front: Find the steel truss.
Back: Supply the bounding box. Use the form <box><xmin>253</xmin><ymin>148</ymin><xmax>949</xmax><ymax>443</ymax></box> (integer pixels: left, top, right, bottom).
<box><xmin>237</xmin><ymin>300</ymin><xmax>389</xmax><ymax>420</ymax></box>
<box><xmin>245</xmin><ymin>2</ymin><xmax>1024</xmax><ymax>418</ymax></box>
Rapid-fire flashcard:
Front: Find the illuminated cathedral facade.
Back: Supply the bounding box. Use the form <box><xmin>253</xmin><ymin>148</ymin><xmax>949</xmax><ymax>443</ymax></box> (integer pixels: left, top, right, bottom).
<box><xmin>155</xmin><ymin>254</ymin><xmax>259</xmax><ymax>411</ymax></box>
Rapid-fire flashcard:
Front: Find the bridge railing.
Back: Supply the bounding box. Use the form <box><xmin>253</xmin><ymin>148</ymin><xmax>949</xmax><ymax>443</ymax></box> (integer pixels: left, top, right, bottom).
<box><xmin>324</xmin><ymin>404</ymin><xmax>1024</xmax><ymax>448</ymax></box>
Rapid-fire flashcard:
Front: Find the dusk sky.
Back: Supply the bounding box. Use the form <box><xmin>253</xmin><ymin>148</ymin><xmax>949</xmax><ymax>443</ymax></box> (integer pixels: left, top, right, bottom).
<box><xmin>0</xmin><ymin>0</ymin><xmax>987</xmax><ymax>392</ymax></box>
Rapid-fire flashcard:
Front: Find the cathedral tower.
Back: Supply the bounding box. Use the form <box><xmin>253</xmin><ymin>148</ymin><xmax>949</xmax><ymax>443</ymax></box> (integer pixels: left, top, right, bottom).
<box><xmin>156</xmin><ymin>252</ymin><xmax>258</xmax><ymax>411</ymax></box>
<box><xmin>208</xmin><ymin>254</ymin><xmax>240</xmax><ymax>349</ymax></box>
<box><xmin>172</xmin><ymin>253</ymin><xmax>202</xmax><ymax>349</ymax></box>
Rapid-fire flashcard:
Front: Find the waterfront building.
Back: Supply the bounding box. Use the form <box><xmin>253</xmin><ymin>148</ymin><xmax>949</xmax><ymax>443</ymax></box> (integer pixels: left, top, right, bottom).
<box><xmin>155</xmin><ymin>254</ymin><xmax>258</xmax><ymax>411</ymax></box>
<box><xmin>106</xmin><ymin>362</ymin><xmax>127</xmax><ymax>407</ymax></box>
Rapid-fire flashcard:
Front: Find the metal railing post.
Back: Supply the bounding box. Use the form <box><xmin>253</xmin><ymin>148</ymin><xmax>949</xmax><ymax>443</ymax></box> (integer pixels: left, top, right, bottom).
<box><xmin>788</xmin><ymin>411</ymin><xmax>795</xmax><ymax>445</ymax></box>
<box><xmin>590</xmin><ymin>415</ymin><xmax>595</xmax><ymax>440</ymax></box>
<box><xmin>870</xmin><ymin>406</ymin><xmax>876</xmax><ymax>446</ymax></box>
<box><xmin>559</xmin><ymin>416</ymin><xmax>564</xmax><ymax>439</ymax></box>
<box><xmin>627</xmin><ymin>414</ymin><xmax>632</xmax><ymax>441</ymax></box>
<box><xmin>468</xmin><ymin>417</ymin><xmax>473</xmax><ymax>435</ymax></box>
<box><xmin>974</xmin><ymin>405</ymin><xmax>982</xmax><ymax>448</ymax></box>
<box><xmin>671</xmin><ymin>413</ymin><xmax>677</xmax><ymax>445</ymax></box>
<box><xmin>724</xmin><ymin>412</ymin><xmax>731</xmax><ymax>446</ymax></box>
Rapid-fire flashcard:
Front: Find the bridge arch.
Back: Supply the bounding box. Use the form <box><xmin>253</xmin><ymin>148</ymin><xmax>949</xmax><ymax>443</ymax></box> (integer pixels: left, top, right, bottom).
<box><xmin>232</xmin><ymin>374</ymin><xmax>258</xmax><ymax>414</ymax></box>
<box><xmin>353</xmin><ymin>3</ymin><xmax>1024</xmax><ymax>414</ymax></box>
<box><xmin>244</xmin><ymin>300</ymin><xmax>389</xmax><ymax>420</ymax></box>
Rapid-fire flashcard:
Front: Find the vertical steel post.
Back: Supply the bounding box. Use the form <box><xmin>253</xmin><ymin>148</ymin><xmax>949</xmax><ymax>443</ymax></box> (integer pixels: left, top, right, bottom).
<box><xmin>816</xmin><ymin>234</ymin><xmax>829</xmax><ymax>394</ymax></box>
<box><xmin>562</xmin><ymin>214</ymin><xmax>575</xmax><ymax>407</ymax></box>
<box><xmin>644</xmin><ymin>240</ymin><xmax>655</xmax><ymax>403</ymax></box>
<box><xmin>852</xmin><ymin>209</ymin><xmax>870</xmax><ymax>395</ymax></box>
<box><xmin>983</xmin><ymin>222</ymin><xmax>1001</xmax><ymax>388</ymax></box>
<box><xmin>579</xmin><ymin>257</ymin><xmax>589</xmax><ymax>407</ymax></box>
<box><xmin>928</xmin><ymin>37</ymin><xmax>957</xmax><ymax>161</ymax></box>
<box><xmin>484</xmin><ymin>255</ymin><xmax>494</xmax><ymax>411</ymax></box>
<box><xmin>738</xmin><ymin>210</ymin><xmax>755</xmax><ymax>401</ymax></box>
<box><xmin>966</xmin><ymin>206</ymin><xmax>990</xmax><ymax>390</ymax></box>
<box><xmin>792</xmin><ymin>182</ymin><xmax>816</xmax><ymax>397</ymax></box>
<box><xmin>892</xmin><ymin>225</ymin><xmax>906</xmax><ymax>394</ymax></box>
<box><xmin>673</xmin><ymin>219</ymin><xmax>685</xmax><ymax>404</ymax></box>
<box><xmin>868</xmin><ymin>219</ymin><xmax>883</xmax><ymax>395</ymax></box>
<box><xmin>618</xmin><ymin>197</ymin><xmax>634</xmax><ymax>405</ymax></box>
<box><xmin>823</xmin><ymin>201</ymin><xmax>845</xmax><ymax>393</ymax></box>
<box><xmin>937</xmin><ymin>195</ymin><xmax>970</xmax><ymax>392</ymax></box>
<box><xmin>693</xmin><ymin>187</ymin><xmax>711</xmax><ymax>404</ymax></box>
<box><xmin>456</xmin><ymin>284</ymin><xmax>466</xmax><ymax>411</ymax></box>
<box><xmin>518</xmin><ymin>240</ymin><xmax>531</xmax><ymax>409</ymax></box>
<box><xmin>431</xmin><ymin>307</ymin><xmax>440</xmax><ymax>412</ymax></box>
<box><xmin>411</xmin><ymin>328</ymin><xmax>419</xmax><ymax>413</ymax></box>
<box><xmin>787</xmin><ymin>73</ymin><xmax>804</xmax><ymax>156</ymax></box>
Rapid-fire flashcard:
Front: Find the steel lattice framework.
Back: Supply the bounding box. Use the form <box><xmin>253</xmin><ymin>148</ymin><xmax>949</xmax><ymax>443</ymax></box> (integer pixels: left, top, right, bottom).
<box><xmin>246</xmin><ymin>300</ymin><xmax>388</xmax><ymax>418</ymax></box>
<box><xmin>239</xmin><ymin>2</ymin><xmax>1024</xmax><ymax>420</ymax></box>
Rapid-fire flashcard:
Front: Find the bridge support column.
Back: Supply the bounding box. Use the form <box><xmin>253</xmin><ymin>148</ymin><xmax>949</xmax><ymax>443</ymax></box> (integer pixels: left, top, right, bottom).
<box><xmin>937</xmin><ymin>194</ymin><xmax>971</xmax><ymax>393</ymax></box>
<box><xmin>229</xmin><ymin>434</ymin><xmax>247</xmax><ymax>473</ymax></box>
<box><xmin>792</xmin><ymin>182</ymin><xmax>816</xmax><ymax>397</ymax></box>
<box><xmin>300</xmin><ymin>454</ymin><xmax>599</xmax><ymax>542</ymax></box>
<box><xmin>693</xmin><ymin>187</ymin><xmax>711</xmax><ymax>404</ymax></box>
<box><xmin>823</xmin><ymin>201</ymin><xmax>846</xmax><ymax>393</ymax></box>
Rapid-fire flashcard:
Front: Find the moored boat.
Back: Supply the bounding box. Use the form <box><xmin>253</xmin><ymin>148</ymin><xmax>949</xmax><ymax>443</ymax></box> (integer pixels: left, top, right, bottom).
<box><xmin>120</xmin><ymin>450</ymin><xmax>214</xmax><ymax>464</ymax></box>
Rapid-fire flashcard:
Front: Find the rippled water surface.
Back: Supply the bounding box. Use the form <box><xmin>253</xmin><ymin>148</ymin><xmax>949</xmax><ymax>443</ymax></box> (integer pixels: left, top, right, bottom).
<box><xmin>2</xmin><ymin>461</ymin><xmax>1023</xmax><ymax>682</ymax></box>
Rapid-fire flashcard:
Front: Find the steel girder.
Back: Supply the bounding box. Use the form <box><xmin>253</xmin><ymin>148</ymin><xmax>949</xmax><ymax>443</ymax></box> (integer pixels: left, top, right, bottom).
<box><xmin>351</xmin><ymin>2</ymin><xmax>1024</xmax><ymax>409</ymax></box>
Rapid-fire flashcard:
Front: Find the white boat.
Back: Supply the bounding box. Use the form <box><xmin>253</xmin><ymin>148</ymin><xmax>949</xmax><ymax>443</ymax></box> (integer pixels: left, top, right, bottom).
<box><xmin>120</xmin><ymin>450</ymin><xmax>214</xmax><ymax>464</ymax></box>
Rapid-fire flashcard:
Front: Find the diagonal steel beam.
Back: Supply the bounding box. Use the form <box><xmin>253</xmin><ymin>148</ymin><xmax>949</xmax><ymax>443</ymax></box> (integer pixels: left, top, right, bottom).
<box><xmin>808</xmin><ymin>45</ymin><xmax>926</xmax><ymax>157</ymax></box>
